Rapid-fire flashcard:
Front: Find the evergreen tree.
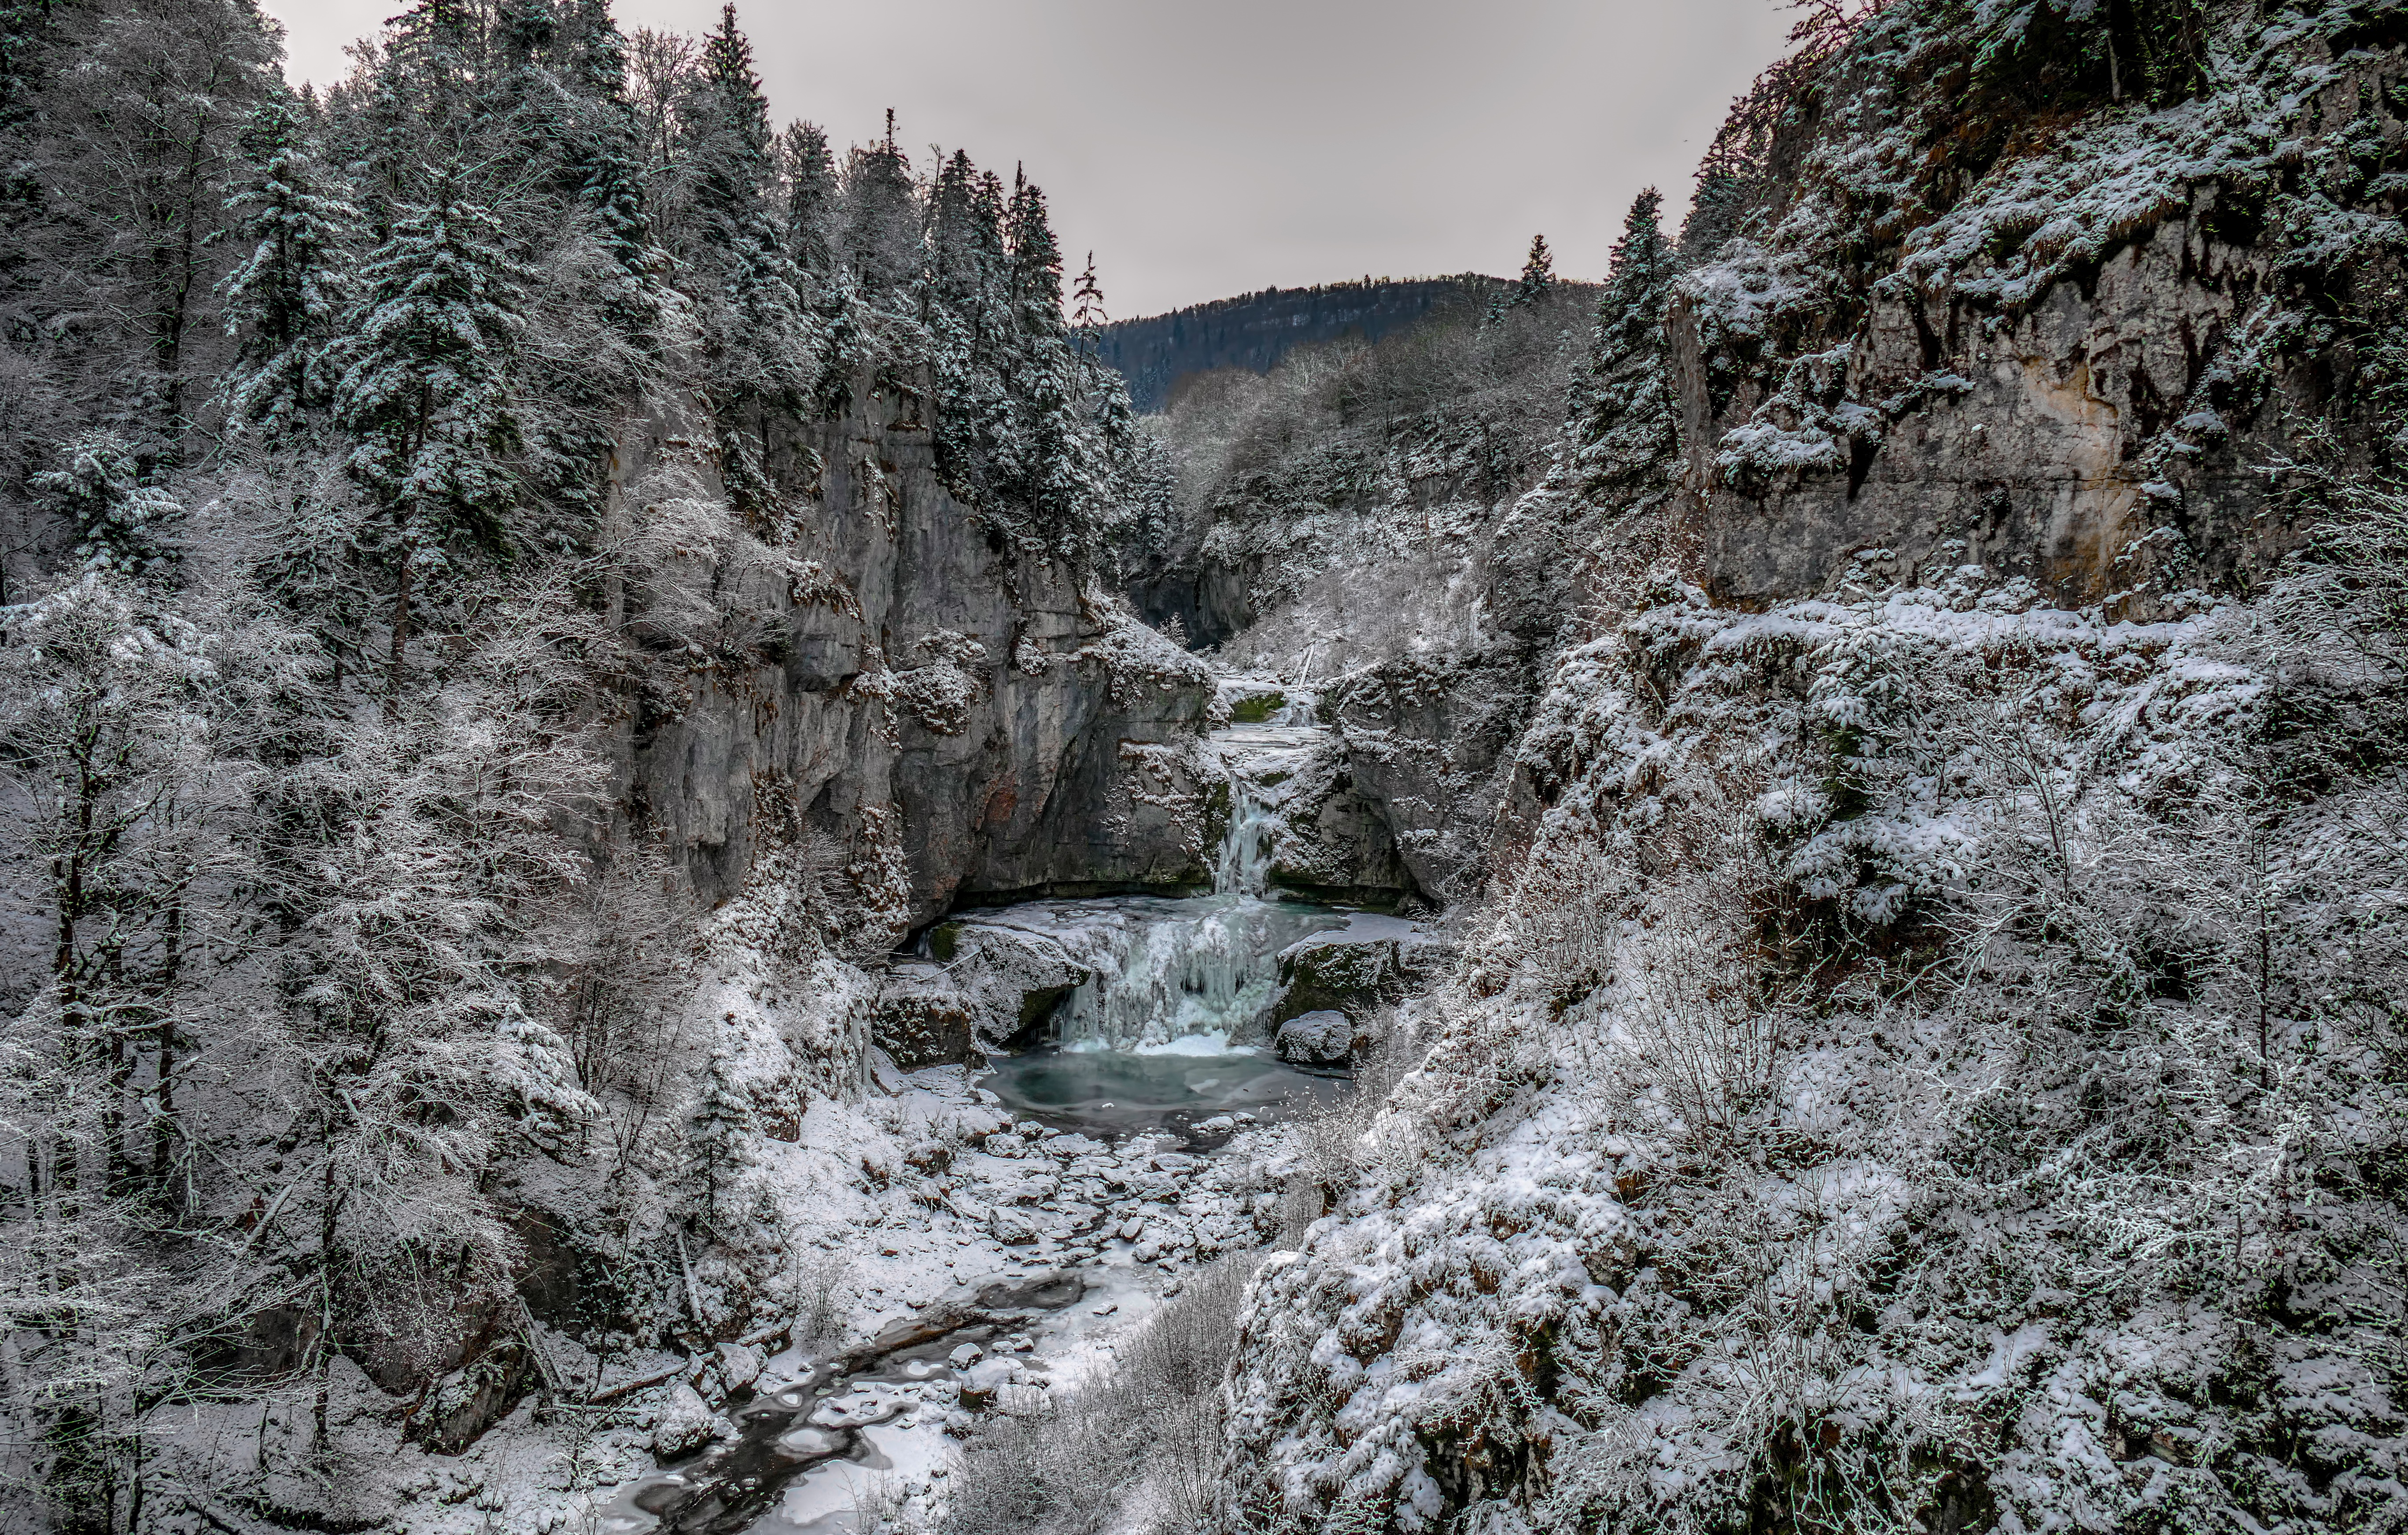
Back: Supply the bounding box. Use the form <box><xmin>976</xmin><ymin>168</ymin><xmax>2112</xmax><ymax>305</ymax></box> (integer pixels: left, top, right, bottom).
<box><xmin>1005</xmin><ymin>168</ymin><xmax>1065</xmax><ymax>337</ymax></box>
<box><xmin>564</xmin><ymin>0</ymin><xmax>659</xmax><ymax>307</ymax></box>
<box><xmin>1512</xmin><ymin>232</ymin><xmax>1555</xmax><ymax>308</ymax></box>
<box><xmin>1071</xmin><ymin>250</ymin><xmax>1107</xmax><ymax>339</ymax></box>
<box><xmin>218</xmin><ymin>90</ymin><xmax>359</xmax><ymax>439</ymax></box>
<box><xmin>331</xmin><ymin>170</ymin><xmax>525</xmax><ymax>700</ymax></box>
<box><xmin>1569</xmin><ymin>190</ymin><xmax>1678</xmax><ymax>498</ymax></box>
<box><xmin>688</xmin><ymin>1046</ymin><xmax>752</xmax><ymax>1225</ymax></box>
<box><xmin>680</xmin><ymin>2</ymin><xmax>816</xmax><ymax>523</ymax></box>
<box><xmin>842</xmin><ymin>126</ymin><xmax>922</xmax><ymax>307</ymax></box>
<box><xmin>31</xmin><ymin>434</ymin><xmax>184</xmax><ymax>581</ymax></box>
<box><xmin>778</xmin><ymin>118</ymin><xmax>838</xmax><ymax>279</ymax></box>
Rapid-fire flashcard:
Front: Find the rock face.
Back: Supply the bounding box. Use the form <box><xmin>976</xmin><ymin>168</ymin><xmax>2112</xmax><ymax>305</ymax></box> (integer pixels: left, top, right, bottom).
<box><xmin>1673</xmin><ymin>215</ymin><xmax>2325</xmax><ymax>613</ymax></box>
<box><xmin>609</xmin><ymin>377</ymin><xmax>1217</xmax><ymax>939</ymax></box>
<box><xmin>1212</xmin><ymin>715</ymin><xmax>1420</xmax><ymax>906</ymax></box>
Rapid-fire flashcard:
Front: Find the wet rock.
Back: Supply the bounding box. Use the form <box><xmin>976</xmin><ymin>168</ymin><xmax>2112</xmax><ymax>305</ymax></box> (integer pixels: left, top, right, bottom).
<box><xmin>924</xmin><ymin>922</ymin><xmax>1094</xmax><ymax>1052</ymax></box>
<box><xmin>958</xmin><ymin>1358</ymin><xmax>1017</xmax><ymax>1410</ymax></box>
<box><xmin>947</xmin><ymin>1343</ymin><xmax>983</xmax><ymax>1369</ymax></box>
<box><xmin>1269</xmin><ymin>924</ymin><xmax>1449</xmax><ymax>1027</ymax></box>
<box><xmin>959</xmin><ymin>1269</ymin><xmax>1086</xmax><ymax>1311</ymax></box>
<box><xmin>1275</xmin><ymin>1009</ymin><xmax>1353</xmax><ymax>1065</ymax></box>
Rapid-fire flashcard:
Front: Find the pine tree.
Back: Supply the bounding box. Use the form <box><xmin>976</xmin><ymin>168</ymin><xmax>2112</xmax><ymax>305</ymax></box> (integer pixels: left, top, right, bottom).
<box><xmin>218</xmin><ymin>90</ymin><xmax>359</xmax><ymax>439</ymax></box>
<box><xmin>331</xmin><ymin>170</ymin><xmax>524</xmax><ymax>701</ymax></box>
<box><xmin>31</xmin><ymin>433</ymin><xmax>184</xmax><ymax>581</ymax></box>
<box><xmin>1071</xmin><ymin>251</ymin><xmax>1107</xmax><ymax>339</ymax></box>
<box><xmin>1513</xmin><ymin>232</ymin><xmax>1556</xmax><ymax>309</ymax></box>
<box><xmin>1569</xmin><ymin>190</ymin><xmax>1678</xmax><ymax>498</ymax></box>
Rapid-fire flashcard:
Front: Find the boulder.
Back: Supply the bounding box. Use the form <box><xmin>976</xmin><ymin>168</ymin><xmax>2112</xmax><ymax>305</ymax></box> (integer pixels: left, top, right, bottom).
<box><xmin>923</xmin><ymin>921</ymin><xmax>1094</xmax><ymax>1052</ymax></box>
<box><xmin>715</xmin><ymin>1341</ymin><xmax>763</xmax><ymax>1393</ymax></box>
<box><xmin>650</xmin><ymin>1380</ymin><xmax>719</xmax><ymax>1460</ymax></box>
<box><xmin>871</xmin><ymin>963</ymin><xmax>976</xmax><ymax>1070</ymax></box>
<box><xmin>1272</xmin><ymin>931</ymin><xmax>1405</xmax><ymax>1026</ymax></box>
<box><xmin>959</xmin><ymin>1357</ymin><xmax>1017</xmax><ymax>1410</ymax></box>
<box><xmin>1275</xmin><ymin>1010</ymin><xmax>1354</xmax><ymax>1065</ymax></box>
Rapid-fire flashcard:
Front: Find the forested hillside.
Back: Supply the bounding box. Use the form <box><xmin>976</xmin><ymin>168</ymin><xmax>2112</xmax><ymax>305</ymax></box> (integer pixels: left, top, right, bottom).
<box><xmin>1092</xmin><ymin>276</ymin><xmax>1519</xmax><ymax>413</ymax></box>
<box><xmin>0</xmin><ymin>0</ymin><xmax>1174</xmax><ymax>1528</ymax></box>
<box><xmin>4</xmin><ymin>0</ymin><xmax>2407</xmax><ymax>1533</ymax></box>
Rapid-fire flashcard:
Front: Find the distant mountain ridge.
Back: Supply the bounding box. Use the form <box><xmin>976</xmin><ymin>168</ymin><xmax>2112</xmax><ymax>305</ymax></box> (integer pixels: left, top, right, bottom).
<box><xmin>1092</xmin><ymin>275</ymin><xmax>1517</xmax><ymax>412</ymax></box>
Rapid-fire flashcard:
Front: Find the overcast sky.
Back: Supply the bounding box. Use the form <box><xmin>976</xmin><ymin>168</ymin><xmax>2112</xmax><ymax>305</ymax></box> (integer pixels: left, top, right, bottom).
<box><xmin>262</xmin><ymin>0</ymin><xmax>1796</xmax><ymax>319</ymax></box>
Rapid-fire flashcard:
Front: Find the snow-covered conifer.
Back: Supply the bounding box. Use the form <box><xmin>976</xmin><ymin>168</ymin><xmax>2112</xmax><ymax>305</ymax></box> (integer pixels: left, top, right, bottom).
<box><xmin>1568</xmin><ymin>189</ymin><xmax>1676</xmax><ymax>498</ymax></box>
<box><xmin>31</xmin><ymin>433</ymin><xmax>184</xmax><ymax>580</ymax></box>
<box><xmin>1512</xmin><ymin>232</ymin><xmax>1555</xmax><ymax>309</ymax></box>
<box><xmin>1071</xmin><ymin>250</ymin><xmax>1108</xmax><ymax>337</ymax></box>
<box><xmin>688</xmin><ymin>1046</ymin><xmax>754</xmax><ymax>1224</ymax></box>
<box><xmin>218</xmin><ymin>90</ymin><xmax>359</xmax><ymax>439</ymax></box>
<box><xmin>331</xmin><ymin>170</ymin><xmax>525</xmax><ymax>697</ymax></box>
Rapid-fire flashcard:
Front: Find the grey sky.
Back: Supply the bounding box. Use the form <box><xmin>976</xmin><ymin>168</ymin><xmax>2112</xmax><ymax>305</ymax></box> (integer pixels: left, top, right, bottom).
<box><xmin>262</xmin><ymin>0</ymin><xmax>1797</xmax><ymax>319</ymax></box>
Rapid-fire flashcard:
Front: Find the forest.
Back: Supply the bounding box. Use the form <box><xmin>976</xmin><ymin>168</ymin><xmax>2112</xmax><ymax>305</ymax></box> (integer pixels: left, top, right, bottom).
<box><xmin>2</xmin><ymin>0</ymin><xmax>2406</xmax><ymax>1533</ymax></box>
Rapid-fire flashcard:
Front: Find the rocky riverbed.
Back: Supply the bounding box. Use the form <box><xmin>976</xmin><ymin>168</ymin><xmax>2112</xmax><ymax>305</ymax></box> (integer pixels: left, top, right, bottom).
<box><xmin>585</xmin><ymin>1063</ymin><xmax>1313</xmax><ymax>1535</ymax></box>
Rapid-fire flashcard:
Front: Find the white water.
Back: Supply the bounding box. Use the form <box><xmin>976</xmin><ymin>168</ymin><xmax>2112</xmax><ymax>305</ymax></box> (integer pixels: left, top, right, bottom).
<box><xmin>1023</xmin><ymin>714</ymin><xmax>1333</xmax><ymax>1053</ymax></box>
<box><xmin>947</xmin><ymin>686</ymin><xmax>1400</xmax><ymax>1131</ymax></box>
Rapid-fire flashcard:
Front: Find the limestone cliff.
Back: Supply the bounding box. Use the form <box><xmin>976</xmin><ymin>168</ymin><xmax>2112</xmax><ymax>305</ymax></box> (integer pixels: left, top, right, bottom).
<box><xmin>609</xmin><ymin>376</ymin><xmax>1220</xmax><ymax>942</ymax></box>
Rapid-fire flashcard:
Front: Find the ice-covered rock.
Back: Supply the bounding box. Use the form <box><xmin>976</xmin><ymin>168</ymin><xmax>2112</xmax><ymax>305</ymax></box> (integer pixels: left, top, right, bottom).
<box><xmin>649</xmin><ymin>1381</ymin><xmax>719</xmax><ymax>1461</ymax></box>
<box><xmin>1273</xmin><ymin>1009</ymin><xmax>1353</xmax><ymax>1064</ymax></box>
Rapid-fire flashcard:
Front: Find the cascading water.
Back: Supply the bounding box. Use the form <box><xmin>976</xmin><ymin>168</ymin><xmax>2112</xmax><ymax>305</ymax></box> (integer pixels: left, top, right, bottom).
<box><xmin>955</xmin><ymin>694</ymin><xmax>1377</xmax><ymax>1133</ymax></box>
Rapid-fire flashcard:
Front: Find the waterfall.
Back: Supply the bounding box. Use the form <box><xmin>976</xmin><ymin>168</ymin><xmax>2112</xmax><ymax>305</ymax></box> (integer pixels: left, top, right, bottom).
<box><xmin>1038</xmin><ymin>714</ymin><xmax>1338</xmax><ymax>1053</ymax></box>
<box><xmin>1214</xmin><ymin>775</ymin><xmax>1279</xmax><ymax>896</ymax></box>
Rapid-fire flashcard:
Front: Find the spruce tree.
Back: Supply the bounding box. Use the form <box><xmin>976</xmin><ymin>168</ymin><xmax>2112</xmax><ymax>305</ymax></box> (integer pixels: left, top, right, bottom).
<box><xmin>331</xmin><ymin>170</ymin><xmax>524</xmax><ymax>700</ymax></box>
<box><xmin>564</xmin><ymin>0</ymin><xmax>658</xmax><ymax>306</ymax></box>
<box><xmin>842</xmin><ymin>128</ymin><xmax>922</xmax><ymax>308</ymax></box>
<box><xmin>779</xmin><ymin>119</ymin><xmax>839</xmax><ymax>280</ymax></box>
<box><xmin>689</xmin><ymin>1047</ymin><xmax>752</xmax><ymax>1225</ymax></box>
<box><xmin>1570</xmin><ymin>190</ymin><xmax>1678</xmax><ymax>497</ymax></box>
<box><xmin>679</xmin><ymin>4</ymin><xmax>816</xmax><ymax>525</ymax></box>
<box><xmin>1513</xmin><ymin>232</ymin><xmax>1556</xmax><ymax>309</ymax></box>
<box><xmin>1071</xmin><ymin>251</ymin><xmax>1107</xmax><ymax>338</ymax></box>
<box><xmin>30</xmin><ymin>434</ymin><xmax>183</xmax><ymax>582</ymax></box>
<box><xmin>218</xmin><ymin>90</ymin><xmax>359</xmax><ymax>439</ymax></box>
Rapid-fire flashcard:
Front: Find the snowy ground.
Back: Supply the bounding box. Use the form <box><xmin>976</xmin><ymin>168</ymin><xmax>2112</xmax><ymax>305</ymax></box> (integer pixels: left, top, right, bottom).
<box><xmin>568</xmin><ymin>1064</ymin><xmax>1297</xmax><ymax>1535</ymax></box>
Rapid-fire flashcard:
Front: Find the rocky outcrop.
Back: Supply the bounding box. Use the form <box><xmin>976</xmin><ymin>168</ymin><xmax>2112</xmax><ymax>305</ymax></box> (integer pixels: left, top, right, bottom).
<box><xmin>872</xmin><ymin>919</ymin><xmax>1098</xmax><ymax>1064</ymax></box>
<box><xmin>1674</xmin><ymin>41</ymin><xmax>2408</xmax><ymax>616</ymax></box>
<box><xmin>1673</xmin><ymin>216</ymin><xmax>2331</xmax><ymax>613</ymax></box>
<box><xmin>1329</xmin><ymin>652</ymin><xmax>1532</xmax><ymax>904</ymax></box>
<box><xmin>1269</xmin><ymin>917</ymin><xmax>1449</xmax><ymax>1030</ymax></box>
<box><xmin>609</xmin><ymin>376</ymin><xmax>1218</xmax><ymax>939</ymax></box>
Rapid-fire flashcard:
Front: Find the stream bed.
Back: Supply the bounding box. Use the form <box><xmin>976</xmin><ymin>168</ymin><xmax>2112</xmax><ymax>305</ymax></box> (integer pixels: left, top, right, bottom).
<box><xmin>594</xmin><ymin>700</ymin><xmax>1422</xmax><ymax>1534</ymax></box>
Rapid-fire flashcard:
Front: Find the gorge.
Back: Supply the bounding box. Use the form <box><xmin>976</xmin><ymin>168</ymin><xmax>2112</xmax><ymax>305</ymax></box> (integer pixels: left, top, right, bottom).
<box><xmin>3</xmin><ymin>2</ymin><xmax>2407</xmax><ymax>1534</ymax></box>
